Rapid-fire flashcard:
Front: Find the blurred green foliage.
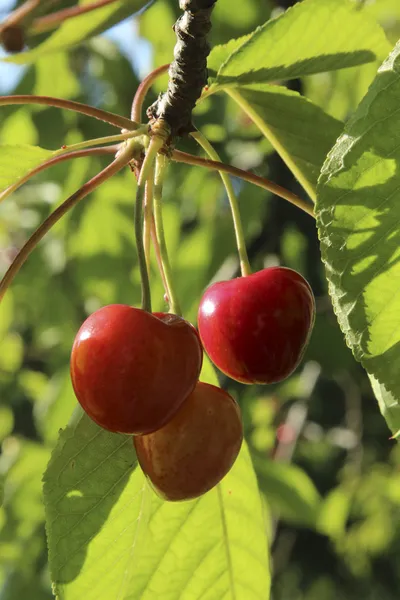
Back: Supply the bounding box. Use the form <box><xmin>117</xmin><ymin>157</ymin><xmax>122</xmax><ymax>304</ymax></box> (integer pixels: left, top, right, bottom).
<box><xmin>0</xmin><ymin>0</ymin><xmax>400</xmax><ymax>599</ymax></box>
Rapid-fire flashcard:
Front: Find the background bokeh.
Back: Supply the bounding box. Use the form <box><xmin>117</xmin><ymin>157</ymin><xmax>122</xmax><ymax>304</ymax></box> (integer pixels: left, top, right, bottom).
<box><xmin>1</xmin><ymin>0</ymin><xmax>400</xmax><ymax>598</ymax></box>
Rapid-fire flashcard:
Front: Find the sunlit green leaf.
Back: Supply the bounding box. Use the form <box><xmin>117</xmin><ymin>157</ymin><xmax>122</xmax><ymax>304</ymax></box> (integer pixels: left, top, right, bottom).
<box><xmin>210</xmin><ymin>0</ymin><xmax>390</xmax><ymax>86</ymax></box>
<box><xmin>44</xmin><ymin>408</ymin><xmax>270</xmax><ymax>599</ymax></box>
<box><xmin>316</xmin><ymin>40</ymin><xmax>400</xmax><ymax>433</ymax></box>
<box><xmin>126</xmin><ymin>444</ymin><xmax>270</xmax><ymax>600</ymax></box>
<box><xmin>207</xmin><ymin>34</ymin><xmax>251</xmax><ymax>76</ymax></box>
<box><xmin>43</xmin><ymin>408</ymin><xmax>143</xmax><ymax>600</ymax></box>
<box><xmin>225</xmin><ymin>84</ymin><xmax>343</xmax><ymax>200</ymax></box>
<box><xmin>34</xmin><ymin>53</ymin><xmax>79</xmax><ymax>99</ymax></box>
<box><xmin>369</xmin><ymin>375</ymin><xmax>400</xmax><ymax>436</ymax></box>
<box><xmin>1</xmin><ymin>110</ymin><xmax>38</xmax><ymax>146</ymax></box>
<box><xmin>0</xmin><ymin>145</ymin><xmax>52</xmax><ymax>193</ymax></box>
<box><xmin>33</xmin><ymin>370</ymin><xmax>77</xmax><ymax>445</ymax></box>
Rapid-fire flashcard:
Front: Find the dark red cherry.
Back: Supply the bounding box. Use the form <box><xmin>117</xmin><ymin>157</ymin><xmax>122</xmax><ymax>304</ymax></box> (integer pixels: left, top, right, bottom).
<box><xmin>134</xmin><ymin>381</ymin><xmax>243</xmax><ymax>501</ymax></box>
<box><xmin>0</xmin><ymin>26</ymin><xmax>25</xmax><ymax>53</ymax></box>
<box><xmin>70</xmin><ymin>305</ymin><xmax>203</xmax><ymax>434</ymax></box>
<box><xmin>197</xmin><ymin>267</ymin><xmax>315</xmax><ymax>384</ymax></box>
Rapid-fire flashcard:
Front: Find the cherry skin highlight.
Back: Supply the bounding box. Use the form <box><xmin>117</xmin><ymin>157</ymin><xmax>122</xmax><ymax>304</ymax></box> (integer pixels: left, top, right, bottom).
<box><xmin>197</xmin><ymin>267</ymin><xmax>315</xmax><ymax>384</ymax></box>
<box><xmin>134</xmin><ymin>381</ymin><xmax>243</xmax><ymax>501</ymax></box>
<box><xmin>70</xmin><ymin>305</ymin><xmax>203</xmax><ymax>434</ymax></box>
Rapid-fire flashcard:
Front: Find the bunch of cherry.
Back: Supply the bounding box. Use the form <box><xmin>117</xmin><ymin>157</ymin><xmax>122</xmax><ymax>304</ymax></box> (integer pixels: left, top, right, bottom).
<box><xmin>70</xmin><ymin>266</ymin><xmax>315</xmax><ymax>502</ymax></box>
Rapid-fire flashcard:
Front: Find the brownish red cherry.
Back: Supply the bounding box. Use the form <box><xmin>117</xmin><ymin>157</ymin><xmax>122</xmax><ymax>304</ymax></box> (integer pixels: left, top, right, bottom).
<box><xmin>134</xmin><ymin>381</ymin><xmax>243</xmax><ymax>501</ymax></box>
<box><xmin>0</xmin><ymin>25</ymin><xmax>25</xmax><ymax>53</ymax></box>
<box><xmin>198</xmin><ymin>267</ymin><xmax>315</xmax><ymax>384</ymax></box>
<box><xmin>70</xmin><ymin>304</ymin><xmax>203</xmax><ymax>434</ymax></box>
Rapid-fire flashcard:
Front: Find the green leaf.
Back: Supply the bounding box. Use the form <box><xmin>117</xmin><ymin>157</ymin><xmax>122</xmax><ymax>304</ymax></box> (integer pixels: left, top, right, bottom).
<box><xmin>125</xmin><ymin>443</ymin><xmax>270</xmax><ymax>600</ymax></box>
<box><xmin>34</xmin><ymin>52</ymin><xmax>79</xmax><ymax>98</ymax></box>
<box><xmin>43</xmin><ymin>408</ymin><xmax>145</xmax><ymax>600</ymax></box>
<box><xmin>211</xmin><ymin>0</ymin><xmax>390</xmax><ymax>87</ymax></box>
<box><xmin>0</xmin><ymin>333</ymin><xmax>23</xmax><ymax>373</ymax></box>
<box><xmin>200</xmin><ymin>354</ymin><xmax>220</xmax><ymax>387</ymax></box>
<box><xmin>227</xmin><ymin>84</ymin><xmax>343</xmax><ymax>199</ymax></box>
<box><xmin>0</xmin><ymin>438</ymin><xmax>51</xmax><ymax>596</ymax></box>
<box><xmin>207</xmin><ymin>34</ymin><xmax>251</xmax><ymax>77</ymax></box>
<box><xmin>44</xmin><ymin>410</ymin><xmax>270</xmax><ymax>599</ymax></box>
<box><xmin>318</xmin><ymin>487</ymin><xmax>352</xmax><ymax>538</ymax></box>
<box><xmin>68</xmin><ymin>174</ymin><xmax>136</xmax><ymax>258</ymax></box>
<box><xmin>1</xmin><ymin>109</ymin><xmax>39</xmax><ymax>146</ymax></box>
<box><xmin>316</xmin><ymin>40</ymin><xmax>400</xmax><ymax>433</ymax></box>
<box><xmin>369</xmin><ymin>375</ymin><xmax>400</xmax><ymax>436</ymax></box>
<box><xmin>33</xmin><ymin>370</ymin><xmax>78</xmax><ymax>445</ymax></box>
<box><xmin>1</xmin><ymin>438</ymin><xmax>50</xmax><ymax>527</ymax></box>
<box><xmin>254</xmin><ymin>457</ymin><xmax>321</xmax><ymax>527</ymax></box>
<box><xmin>3</xmin><ymin>0</ymin><xmax>154</xmax><ymax>65</ymax></box>
<box><xmin>0</xmin><ymin>291</ymin><xmax>13</xmax><ymax>341</ymax></box>
<box><xmin>0</xmin><ymin>406</ymin><xmax>14</xmax><ymax>443</ymax></box>
<box><xmin>0</xmin><ymin>145</ymin><xmax>52</xmax><ymax>193</ymax></box>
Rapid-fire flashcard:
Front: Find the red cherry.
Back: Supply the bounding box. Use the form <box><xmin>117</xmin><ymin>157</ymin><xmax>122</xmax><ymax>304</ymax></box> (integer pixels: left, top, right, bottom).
<box><xmin>197</xmin><ymin>267</ymin><xmax>315</xmax><ymax>384</ymax></box>
<box><xmin>70</xmin><ymin>305</ymin><xmax>203</xmax><ymax>434</ymax></box>
<box><xmin>134</xmin><ymin>381</ymin><xmax>243</xmax><ymax>501</ymax></box>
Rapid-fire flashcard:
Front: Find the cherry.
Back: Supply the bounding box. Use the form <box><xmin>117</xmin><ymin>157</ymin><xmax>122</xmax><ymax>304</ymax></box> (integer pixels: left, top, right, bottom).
<box><xmin>0</xmin><ymin>26</ymin><xmax>25</xmax><ymax>53</ymax></box>
<box><xmin>197</xmin><ymin>267</ymin><xmax>315</xmax><ymax>384</ymax></box>
<box><xmin>134</xmin><ymin>381</ymin><xmax>243</xmax><ymax>501</ymax></box>
<box><xmin>70</xmin><ymin>305</ymin><xmax>203</xmax><ymax>434</ymax></box>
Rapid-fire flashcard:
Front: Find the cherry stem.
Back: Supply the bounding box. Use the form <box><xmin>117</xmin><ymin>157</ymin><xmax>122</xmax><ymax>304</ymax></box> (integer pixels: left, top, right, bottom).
<box><xmin>131</xmin><ymin>64</ymin><xmax>170</xmax><ymax>123</ymax></box>
<box><xmin>149</xmin><ymin>214</ymin><xmax>169</xmax><ymax>300</ymax></box>
<box><xmin>143</xmin><ymin>166</ymin><xmax>155</xmax><ymax>275</ymax></box>
<box><xmin>51</xmin><ymin>126</ymin><xmax>148</xmax><ymax>157</ymax></box>
<box><xmin>29</xmin><ymin>0</ymin><xmax>119</xmax><ymax>35</ymax></box>
<box><xmin>135</xmin><ymin>134</ymin><xmax>166</xmax><ymax>313</ymax></box>
<box><xmin>225</xmin><ymin>88</ymin><xmax>316</xmax><ymax>203</ymax></box>
<box><xmin>196</xmin><ymin>83</ymin><xmax>315</xmax><ymax>215</ymax></box>
<box><xmin>153</xmin><ymin>154</ymin><xmax>182</xmax><ymax>316</ymax></box>
<box><xmin>0</xmin><ymin>95</ymin><xmax>138</xmax><ymax>131</ymax></box>
<box><xmin>172</xmin><ymin>149</ymin><xmax>314</xmax><ymax>218</ymax></box>
<box><xmin>0</xmin><ymin>0</ymin><xmax>40</xmax><ymax>31</ymax></box>
<box><xmin>191</xmin><ymin>130</ymin><xmax>252</xmax><ymax>277</ymax></box>
<box><xmin>0</xmin><ymin>126</ymin><xmax>146</xmax><ymax>204</ymax></box>
<box><xmin>0</xmin><ymin>140</ymin><xmax>136</xmax><ymax>303</ymax></box>
<box><xmin>0</xmin><ymin>145</ymin><xmax>117</xmax><ymax>204</ymax></box>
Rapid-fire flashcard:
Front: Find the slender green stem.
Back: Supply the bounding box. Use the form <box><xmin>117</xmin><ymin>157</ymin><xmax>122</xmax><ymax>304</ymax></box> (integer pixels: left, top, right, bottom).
<box><xmin>225</xmin><ymin>88</ymin><xmax>317</xmax><ymax>202</ymax></box>
<box><xmin>172</xmin><ymin>149</ymin><xmax>314</xmax><ymax>217</ymax></box>
<box><xmin>0</xmin><ymin>129</ymin><xmax>146</xmax><ymax>205</ymax></box>
<box><xmin>153</xmin><ymin>154</ymin><xmax>182</xmax><ymax>316</ymax></box>
<box><xmin>0</xmin><ymin>129</ymin><xmax>144</xmax><ymax>204</ymax></box>
<box><xmin>52</xmin><ymin>126</ymin><xmax>148</xmax><ymax>158</ymax></box>
<box><xmin>135</xmin><ymin>135</ymin><xmax>165</xmax><ymax>312</ymax></box>
<box><xmin>131</xmin><ymin>64</ymin><xmax>170</xmax><ymax>123</ymax></box>
<box><xmin>191</xmin><ymin>130</ymin><xmax>252</xmax><ymax>277</ymax></box>
<box><xmin>143</xmin><ymin>167</ymin><xmax>155</xmax><ymax>274</ymax></box>
<box><xmin>194</xmin><ymin>82</ymin><xmax>314</xmax><ymax>215</ymax></box>
<box><xmin>0</xmin><ymin>145</ymin><xmax>117</xmax><ymax>204</ymax></box>
<box><xmin>150</xmin><ymin>214</ymin><xmax>169</xmax><ymax>300</ymax></box>
<box><xmin>0</xmin><ymin>95</ymin><xmax>138</xmax><ymax>130</ymax></box>
<box><xmin>0</xmin><ymin>140</ymin><xmax>136</xmax><ymax>303</ymax></box>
